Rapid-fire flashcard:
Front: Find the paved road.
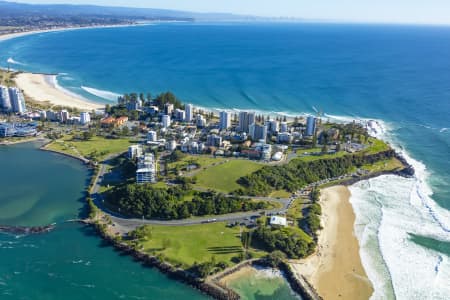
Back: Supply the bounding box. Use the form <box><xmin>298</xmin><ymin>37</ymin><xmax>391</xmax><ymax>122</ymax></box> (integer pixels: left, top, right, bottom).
<box><xmin>91</xmin><ymin>156</ymin><xmax>292</xmax><ymax>233</ymax></box>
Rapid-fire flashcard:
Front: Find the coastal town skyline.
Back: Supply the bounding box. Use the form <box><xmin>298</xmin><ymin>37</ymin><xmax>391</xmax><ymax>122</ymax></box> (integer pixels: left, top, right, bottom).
<box><xmin>9</xmin><ymin>0</ymin><xmax>450</xmax><ymax>25</ymax></box>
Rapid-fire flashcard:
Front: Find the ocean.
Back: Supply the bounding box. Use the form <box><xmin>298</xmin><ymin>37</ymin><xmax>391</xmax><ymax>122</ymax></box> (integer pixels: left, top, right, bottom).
<box><xmin>0</xmin><ymin>23</ymin><xmax>449</xmax><ymax>299</ymax></box>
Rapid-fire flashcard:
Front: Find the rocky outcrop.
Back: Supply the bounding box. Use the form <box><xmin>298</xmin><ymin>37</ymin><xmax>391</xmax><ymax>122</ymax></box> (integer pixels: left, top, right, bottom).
<box><xmin>0</xmin><ymin>224</ymin><xmax>55</xmax><ymax>235</ymax></box>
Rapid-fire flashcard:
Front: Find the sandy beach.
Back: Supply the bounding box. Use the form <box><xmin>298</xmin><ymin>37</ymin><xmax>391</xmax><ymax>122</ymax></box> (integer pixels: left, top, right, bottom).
<box><xmin>291</xmin><ymin>186</ymin><xmax>373</xmax><ymax>300</ymax></box>
<box><xmin>14</xmin><ymin>73</ymin><xmax>103</xmax><ymax>111</ymax></box>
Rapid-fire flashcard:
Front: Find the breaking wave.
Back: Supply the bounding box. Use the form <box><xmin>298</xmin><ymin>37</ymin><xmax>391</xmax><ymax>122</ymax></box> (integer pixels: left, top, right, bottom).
<box><xmin>81</xmin><ymin>86</ymin><xmax>121</xmax><ymax>101</ymax></box>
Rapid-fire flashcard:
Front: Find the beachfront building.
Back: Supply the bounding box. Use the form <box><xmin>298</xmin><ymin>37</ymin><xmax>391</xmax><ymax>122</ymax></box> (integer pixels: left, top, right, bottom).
<box><xmin>59</xmin><ymin>110</ymin><xmax>70</xmax><ymax>123</ymax></box>
<box><xmin>3</xmin><ymin>87</ymin><xmax>26</xmax><ymax>114</ymax></box>
<box><xmin>185</xmin><ymin>104</ymin><xmax>194</xmax><ymax>123</ymax></box>
<box><xmin>128</xmin><ymin>145</ymin><xmax>143</xmax><ymax>159</ymax></box>
<box><xmin>162</xmin><ymin>115</ymin><xmax>171</xmax><ymax>128</ymax></box>
<box><xmin>219</xmin><ymin>111</ymin><xmax>231</xmax><ymax>130</ymax></box>
<box><xmin>9</xmin><ymin>88</ymin><xmax>26</xmax><ymax>114</ymax></box>
<box><xmin>136</xmin><ymin>153</ymin><xmax>157</xmax><ymax>184</ymax></box>
<box><xmin>306</xmin><ymin>116</ymin><xmax>316</xmax><ymax>136</ymax></box>
<box><xmin>0</xmin><ymin>86</ymin><xmax>12</xmax><ymax>112</ymax></box>
<box><xmin>238</xmin><ymin>111</ymin><xmax>256</xmax><ymax>133</ymax></box>
<box><xmin>249</xmin><ymin>123</ymin><xmax>268</xmax><ymax>142</ymax></box>
<box><xmin>80</xmin><ymin>112</ymin><xmax>91</xmax><ymax>125</ymax></box>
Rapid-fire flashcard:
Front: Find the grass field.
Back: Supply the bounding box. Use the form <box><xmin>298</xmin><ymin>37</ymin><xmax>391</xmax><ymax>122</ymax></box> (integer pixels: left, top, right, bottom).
<box><xmin>47</xmin><ymin>135</ymin><xmax>137</xmax><ymax>160</ymax></box>
<box><xmin>269</xmin><ymin>190</ymin><xmax>292</xmax><ymax>198</ymax></box>
<box><xmin>134</xmin><ymin>222</ymin><xmax>263</xmax><ymax>267</ymax></box>
<box><xmin>168</xmin><ymin>154</ymin><xmax>226</xmax><ymax>171</ymax></box>
<box><xmin>365</xmin><ymin>138</ymin><xmax>390</xmax><ymax>154</ymax></box>
<box><xmin>361</xmin><ymin>157</ymin><xmax>404</xmax><ymax>172</ymax></box>
<box><xmin>195</xmin><ymin>159</ymin><xmax>263</xmax><ymax>193</ymax></box>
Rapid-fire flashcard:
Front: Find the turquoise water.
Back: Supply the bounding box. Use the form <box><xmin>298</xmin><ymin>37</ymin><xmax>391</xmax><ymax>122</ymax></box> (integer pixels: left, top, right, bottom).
<box><xmin>0</xmin><ymin>143</ymin><xmax>206</xmax><ymax>299</ymax></box>
<box><xmin>0</xmin><ymin>23</ymin><xmax>450</xmax><ymax>298</ymax></box>
<box><xmin>227</xmin><ymin>267</ymin><xmax>300</xmax><ymax>300</ymax></box>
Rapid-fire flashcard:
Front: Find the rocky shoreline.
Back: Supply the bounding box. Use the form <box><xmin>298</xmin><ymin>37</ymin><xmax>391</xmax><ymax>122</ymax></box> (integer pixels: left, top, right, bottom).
<box><xmin>0</xmin><ymin>224</ymin><xmax>55</xmax><ymax>235</ymax></box>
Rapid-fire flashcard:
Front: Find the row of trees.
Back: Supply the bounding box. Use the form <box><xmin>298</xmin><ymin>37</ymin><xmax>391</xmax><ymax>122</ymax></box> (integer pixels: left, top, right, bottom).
<box><xmin>238</xmin><ymin>150</ymin><xmax>396</xmax><ymax>196</ymax></box>
<box><xmin>105</xmin><ymin>184</ymin><xmax>269</xmax><ymax>220</ymax></box>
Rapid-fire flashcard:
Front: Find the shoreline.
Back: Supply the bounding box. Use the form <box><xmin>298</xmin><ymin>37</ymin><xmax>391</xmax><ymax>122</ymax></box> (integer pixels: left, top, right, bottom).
<box><xmin>14</xmin><ymin>72</ymin><xmax>104</xmax><ymax>111</ymax></box>
<box><xmin>291</xmin><ymin>185</ymin><xmax>374</xmax><ymax>300</ymax></box>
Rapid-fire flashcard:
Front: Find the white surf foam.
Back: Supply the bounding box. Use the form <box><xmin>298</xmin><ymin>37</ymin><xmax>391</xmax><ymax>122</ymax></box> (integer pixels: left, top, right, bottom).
<box><xmin>6</xmin><ymin>57</ymin><xmax>25</xmax><ymax>65</ymax></box>
<box><xmin>81</xmin><ymin>86</ymin><xmax>121</xmax><ymax>102</ymax></box>
<box><xmin>338</xmin><ymin>116</ymin><xmax>450</xmax><ymax>299</ymax></box>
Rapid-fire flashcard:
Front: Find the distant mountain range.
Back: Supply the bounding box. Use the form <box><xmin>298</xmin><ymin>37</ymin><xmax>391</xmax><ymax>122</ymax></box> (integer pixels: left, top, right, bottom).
<box><xmin>0</xmin><ymin>0</ymin><xmax>267</xmax><ymax>24</ymax></box>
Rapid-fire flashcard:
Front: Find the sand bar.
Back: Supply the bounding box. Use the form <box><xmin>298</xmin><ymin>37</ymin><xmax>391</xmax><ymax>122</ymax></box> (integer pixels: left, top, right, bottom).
<box><xmin>14</xmin><ymin>73</ymin><xmax>103</xmax><ymax>111</ymax></box>
<box><xmin>291</xmin><ymin>185</ymin><xmax>373</xmax><ymax>300</ymax></box>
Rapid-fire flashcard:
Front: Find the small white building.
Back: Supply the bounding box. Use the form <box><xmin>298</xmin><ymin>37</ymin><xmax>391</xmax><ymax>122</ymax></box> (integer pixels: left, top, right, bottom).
<box><xmin>270</xmin><ymin>216</ymin><xmax>287</xmax><ymax>227</ymax></box>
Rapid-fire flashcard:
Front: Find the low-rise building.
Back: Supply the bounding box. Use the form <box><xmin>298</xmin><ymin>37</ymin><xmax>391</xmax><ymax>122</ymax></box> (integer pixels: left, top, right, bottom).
<box><xmin>270</xmin><ymin>216</ymin><xmax>287</xmax><ymax>227</ymax></box>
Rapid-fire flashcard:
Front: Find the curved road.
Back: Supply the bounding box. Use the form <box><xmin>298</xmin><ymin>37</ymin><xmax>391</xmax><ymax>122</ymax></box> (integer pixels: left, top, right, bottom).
<box><xmin>91</xmin><ymin>156</ymin><xmax>292</xmax><ymax>233</ymax></box>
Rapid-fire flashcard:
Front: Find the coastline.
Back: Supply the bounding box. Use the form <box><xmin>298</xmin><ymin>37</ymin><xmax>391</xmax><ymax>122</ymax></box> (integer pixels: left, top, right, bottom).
<box><xmin>14</xmin><ymin>72</ymin><xmax>104</xmax><ymax>111</ymax></box>
<box><xmin>291</xmin><ymin>185</ymin><xmax>374</xmax><ymax>300</ymax></box>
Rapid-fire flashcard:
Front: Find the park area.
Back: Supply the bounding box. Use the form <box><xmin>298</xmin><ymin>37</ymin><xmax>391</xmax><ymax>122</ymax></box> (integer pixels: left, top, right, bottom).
<box><xmin>131</xmin><ymin>222</ymin><xmax>266</xmax><ymax>268</ymax></box>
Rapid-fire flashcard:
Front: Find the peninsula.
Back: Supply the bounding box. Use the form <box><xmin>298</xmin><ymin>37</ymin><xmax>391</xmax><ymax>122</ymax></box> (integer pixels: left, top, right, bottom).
<box><xmin>0</xmin><ymin>66</ymin><xmax>414</xmax><ymax>299</ymax></box>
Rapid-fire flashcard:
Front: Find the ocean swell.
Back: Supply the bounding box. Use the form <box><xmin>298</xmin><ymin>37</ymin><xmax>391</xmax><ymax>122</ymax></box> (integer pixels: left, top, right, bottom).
<box><xmin>347</xmin><ymin>118</ymin><xmax>450</xmax><ymax>300</ymax></box>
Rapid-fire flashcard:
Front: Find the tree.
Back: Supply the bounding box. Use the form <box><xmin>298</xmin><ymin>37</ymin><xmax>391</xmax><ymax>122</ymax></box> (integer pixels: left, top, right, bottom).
<box><xmin>82</xmin><ymin>130</ymin><xmax>93</xmax><ymax>141</ymax></box>
<box><xmin>121</xmin><ymin>126</ymin><xmax>130</xmax><ymax>136</ymax></box>
<box><xmin>132</xmin><ymin>126</ymin><xmax>139</xmax><ymax>136</ymax></box>
<box><xmin>266</xmin><ymin>250</ymin><xmax>286</xmax><ymax>267</ymax></box>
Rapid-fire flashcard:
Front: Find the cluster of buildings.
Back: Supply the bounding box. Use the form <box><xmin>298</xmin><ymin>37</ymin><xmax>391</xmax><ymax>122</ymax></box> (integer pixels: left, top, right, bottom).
<box><xmin>128</xmin><ymin>145</ymin><xmax>157</xmax><ymax>184</ymax></box>
<box><xmin>134</xmin><ymin>100</ymin><xmax>321</xmax><ymax>162</ymax></box>
<box><xmin>37</xmin><ymin>109</ymin><xmax>91</xmax><ymax>125</ymax></box>
<box><xmin>0</xmin><ymin>122</ymin><xmax>38</xmax><ymax>137</ymax></box>
<box><xmin>0</xmin><ymin>85</ymin><xmax>27</xmax><ymax>114</ymax></box>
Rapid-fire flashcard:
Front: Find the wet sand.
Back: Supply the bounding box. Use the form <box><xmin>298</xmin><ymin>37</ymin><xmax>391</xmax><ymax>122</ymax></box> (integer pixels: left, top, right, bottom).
<box><xmin>291</xmin><ymin>186</ymin><xmax>373</xmax><ymax>300</ymax></box>
<box><xmin>14</xmin><ymin>73</ymin><xmax>103</xmax><ymax>111</ymax></box>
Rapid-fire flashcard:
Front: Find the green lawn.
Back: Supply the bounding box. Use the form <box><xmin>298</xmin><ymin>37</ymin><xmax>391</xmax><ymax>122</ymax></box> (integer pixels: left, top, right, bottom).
<box><xmin>364</xmin><ymin>138</ymin><xmax>390</xmax><ymax>155</ymax></box>
<box><xmin>135</xmin><ymin>222</ymin><xmax>251</xmax><ymax>267</ymax></box>
<box><xmin>361</xmin><ymin>157</ymin><xmax>404</xmax><ymax>172</ymax></box>
<box><xmin>195</xmin><ymin>159</ymin><xmax>263</xmax><ymax>193</ymax></box>
<box><xmin>168</xmin><ymin>154</ymin><xmax>226</xmax><ymax>172</ymax></box>
<box><xmin>47</xmin><ymin>135</ymin><xmax>138</xmax><ymax>161</ymax></box>
<box><xmin>269</xmin><ymin>190</ymin><xmax>292</xmax><ymax>198</ymax></box>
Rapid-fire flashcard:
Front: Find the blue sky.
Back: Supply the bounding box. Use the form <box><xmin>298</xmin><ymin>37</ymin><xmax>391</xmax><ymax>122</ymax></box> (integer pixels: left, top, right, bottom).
<box><xmin>13</xmin><ymin>0</ymin><xmax>450</xmax><ymax>25</ymax></box>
